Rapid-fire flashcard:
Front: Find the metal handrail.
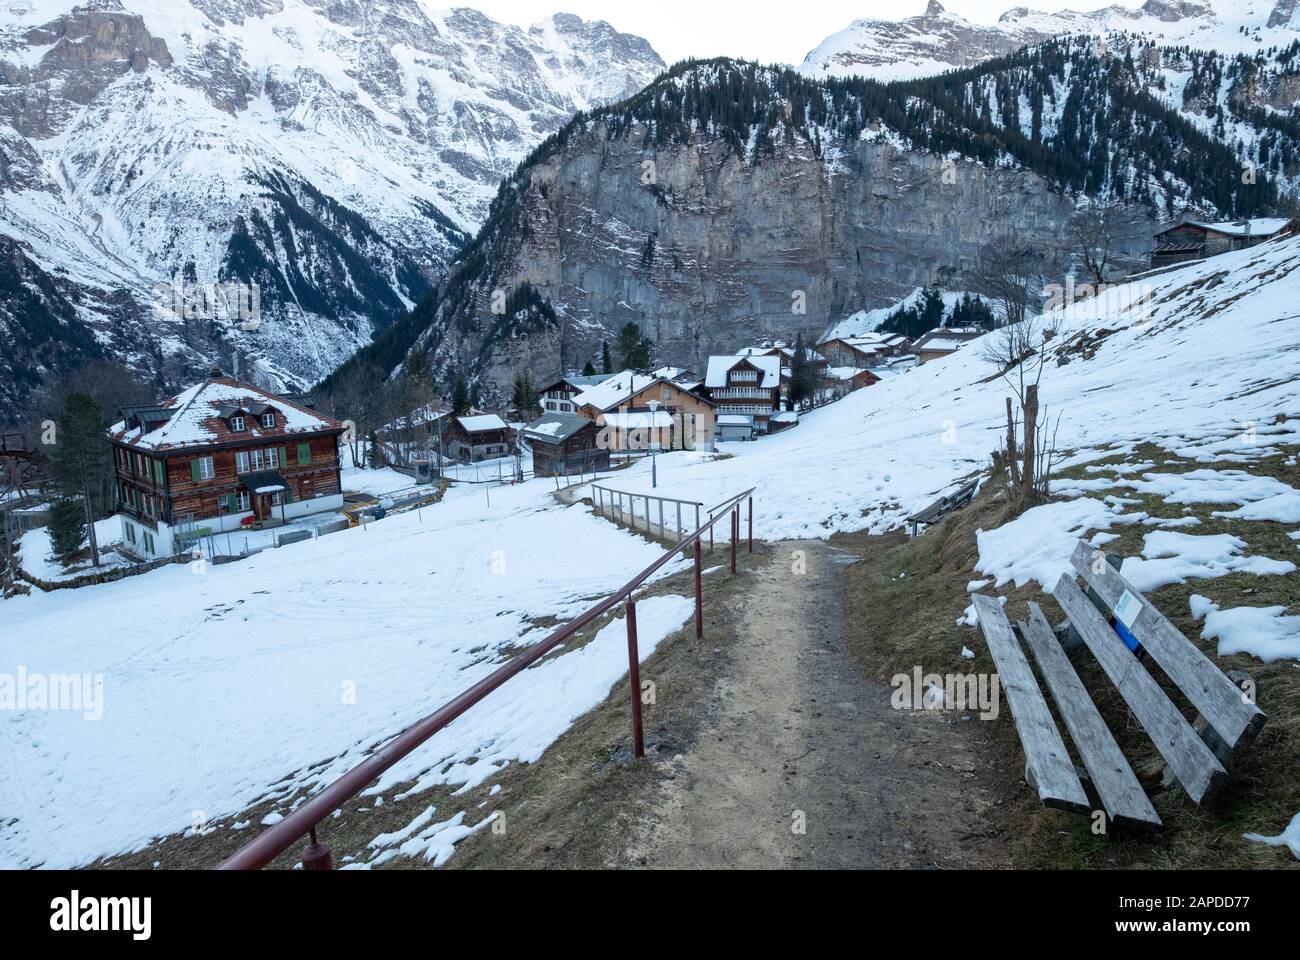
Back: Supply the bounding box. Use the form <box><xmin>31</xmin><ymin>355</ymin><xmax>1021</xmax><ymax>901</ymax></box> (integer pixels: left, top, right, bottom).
<box><xmin>218</xmin><ymin>486</ymin><xmax>757</xmax><ymax>870</ymax></box>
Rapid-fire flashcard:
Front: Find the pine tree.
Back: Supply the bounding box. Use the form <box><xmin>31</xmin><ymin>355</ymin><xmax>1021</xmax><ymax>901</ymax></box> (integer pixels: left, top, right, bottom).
<box><xmin>582</xmin><ymin>360</ymin><xmax>597</xmax><ymax>377</ymax></box>
<box><xmin>47</xmin><ymin>498</ymin><xmax>86</xmax><ymax>567</ymax></box>
<box><xmin>617</xmin><ymin>322</ymin><xmax>652</xmax><ymax>370</ymax></box>
<box><xmin>50</xmin><ymin>392</ymin><xmax>106</xmax><ymax>567</ymax></box>
<box><xmin>601</xmin><ymin>341</ymin><xmax>613</xmax><ymax>375</ymax></box>
<box><xmin>451</xmin><ymin>375</ymin><xmax>470</xmax><ymax>415</ymax></box>
<box><xmin>365</xmin><ymin>430</ymin><xmax>384</xmax><ymax>469</ymax></box>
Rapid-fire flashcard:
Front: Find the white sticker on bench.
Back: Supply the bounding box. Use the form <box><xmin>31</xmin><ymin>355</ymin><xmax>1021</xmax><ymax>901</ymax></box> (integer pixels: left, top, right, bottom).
<box><xmin>1113</xmin><ymin>590</ymin><xmax>1143</xmax><ymax>630</ymax></box>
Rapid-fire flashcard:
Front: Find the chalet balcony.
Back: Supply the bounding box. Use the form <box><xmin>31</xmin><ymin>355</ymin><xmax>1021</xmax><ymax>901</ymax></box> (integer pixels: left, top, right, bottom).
<box><xmin>711</xmin><ymin>387</ymin><xmax>777</xmax><ymax>401</ymax></box>
<box><xmin>717</xmin><ymin>404</ymin><xmax>777</xmax><ymax>417</ymax></box>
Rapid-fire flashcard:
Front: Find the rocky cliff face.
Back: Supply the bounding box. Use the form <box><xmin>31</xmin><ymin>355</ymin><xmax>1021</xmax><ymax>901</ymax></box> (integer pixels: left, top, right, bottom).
<box><xmin>0</xmin><ymin>0</ymin><xmax>665</xmax><ymax>422</ymax></box>
<box><xmin>450</xmin><ymin>129</ymin><xmax>1142</xmax><ymax>395</ymax></box>
<box><xmin>396</xmin><ymin>53</ymin><xmax>1229</xmax><ymax>405</ymax></box>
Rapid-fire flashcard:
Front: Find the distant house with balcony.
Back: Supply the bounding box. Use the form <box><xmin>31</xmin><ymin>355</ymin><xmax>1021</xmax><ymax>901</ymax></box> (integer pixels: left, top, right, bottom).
<box><xmin>441</xmin><ymin>415</ymin><xmax>516</xmax><ymax>462</ymax></box>
<box><xmin>571</xmin><ymin>371</ymin><xmax>716</xmax><ymax>452</ymax></box>
<box><xmin>1150</xmin><ymin>217</ymin><xmax>1294</xmax><ymax>270</ymax></box>
<box><xmin>538</xmin><ymin>375</ymin><xmax>612</xmax><ymax>415</ymax></box>
<box><xmin>107</xmin><ymin>371</ymin><xmax>346</xmax><ymax>560</ymax></box>
<box><xmin>703</xmin><ymin>355</ymin><xmax>782</xmax><ymax>434</ymax></box>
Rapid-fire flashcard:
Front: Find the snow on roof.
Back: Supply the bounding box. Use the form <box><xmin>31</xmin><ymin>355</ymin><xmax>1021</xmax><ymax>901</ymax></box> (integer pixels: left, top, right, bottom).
<box><xmin>650</xmin><ymin>366</ymin><xmax>692</xmax><ymax>382</ymax></box>
<box><xmin>572</xmin><ymin>371</ymin><xmax>661</xmax><ymax>411</ymax></box>
<box><xmin>457</xmin><ymin>414</ymin><xmax>509</xmax><ymax>433</ymax></box>
<box><xmin>705</xmin><ymin>355</ymin><xmax>781</xmax><ymax>389</ymax></box>
<box><xmin>601</xmin><ymin>411</ymin><xmax>674</xmax><ymax>430</ymax></box>
<box><xmin>1183</xmin><ymin>218</ymin><xmax>1292</xmax><ymax>238</ymax></box>
<box><xmin>913</xmin><ymin>328</ymin><xmax>985</xmax><ymax>353</ymax></box>
<box><xmin>717</xmin><ymin>415</ymin><xmax>755</xmax><ymax>427</ymax></box>
<box><xmin>107</xmin><ymin>378</ymin><xmax>342</xmax><ymax>451</ymax></box>
<box><xmin>523</xmin><ymin>413</ymin><xmax>591</xmax><ymax>443</ymax></box>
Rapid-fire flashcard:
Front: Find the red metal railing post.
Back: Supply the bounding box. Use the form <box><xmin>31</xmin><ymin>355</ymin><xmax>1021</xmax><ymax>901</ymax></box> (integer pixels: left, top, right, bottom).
<box><xmin>625</xmin><ymin>599</ymin><xmax>645</xmax><ymax>759</ymax></box>
<box><xmin>730</xmin><ymin>507</ymin><xmax>738</xmax><ymax>573</ymax></box>
<box><xmin>694</xmin><ymin>540</ymin><xmax>703</xmax><ymax>640</ymax></box>
<box><xmin>748</xmin><ymin>497</ymin><xmax>753</xmax><ymax>554</ymax></box>
<box><xmin>302</xmin><ymin>827</ymin><xmax>332</xmax><ymax>871</ymax></box>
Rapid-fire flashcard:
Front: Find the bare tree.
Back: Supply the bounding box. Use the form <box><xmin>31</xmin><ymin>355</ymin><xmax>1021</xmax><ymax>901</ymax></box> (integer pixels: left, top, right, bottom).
<box><xmin>1064</xmin><ymin>202</ymin><xmax>1123</xmax><ymax>287</ymax></box>
<box><xmin>972</xmin><ymin>243</ymin><xmax>1046</xmax><ymax>330</ymax></box>
<box><xmin>978</xmin><ymin>313</ymin><xmax>1064</xmax><ymax>506</ymax></box>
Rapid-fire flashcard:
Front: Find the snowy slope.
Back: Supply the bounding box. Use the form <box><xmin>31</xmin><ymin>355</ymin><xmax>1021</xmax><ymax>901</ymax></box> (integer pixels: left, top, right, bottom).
<box><xmin>0</xmin><ymin>1</ymin><xmax>665</xmax><ymax>417</ymax></box>
<box><xmin>800</xmin><ymin>0</ymin><xmax>1300</xmax><ymax>81</ymax></box>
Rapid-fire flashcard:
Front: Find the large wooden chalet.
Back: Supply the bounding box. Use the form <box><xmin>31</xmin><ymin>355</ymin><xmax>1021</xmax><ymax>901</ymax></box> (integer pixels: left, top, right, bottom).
<box><xmin>107</xmin><ymin>371</ymin><xmax>346</xmax><ymax>559</ymax></box>
<box><xmin>571</xmin><ymin>371</ymin><xmax>716</xmax><ymax>452</ymax></box>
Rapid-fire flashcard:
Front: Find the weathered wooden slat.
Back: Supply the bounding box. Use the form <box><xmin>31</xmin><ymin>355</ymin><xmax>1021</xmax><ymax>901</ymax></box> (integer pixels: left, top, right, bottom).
<box><xmin>1021</xmin><ymin>604</ymin><xmax>1162</xmax><ymax>831</ymax></box>
<box><xmin>1069</xmin><ymin>541</ymin><xmax>1266</xmax><ymax>751</ymax></box>
<box><xmin>972</xmin><ymin>595</ymin><xmax>1090</xmax><ymax>814</ymax></box>
<box><xmin>1051</xmin><ymin>575</ymin><xmax>1228</xmax><ymax>805</ymax></box>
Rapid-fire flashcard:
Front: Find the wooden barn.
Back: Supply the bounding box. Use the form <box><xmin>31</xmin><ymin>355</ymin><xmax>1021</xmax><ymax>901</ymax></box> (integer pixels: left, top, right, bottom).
<box><xmin>522</xmin><ymin>413</ymin><xmax>609</xmax><ymax>476</ymax></box>
<box><xmin>1150</xmin><ymin>217</ymin><xmax>1293</xmax><ymax>269</ymax></box>
<box><xmin>107</xmin><ymin>371</ymin><xmax>346</xmax><ymax>559</ymax></box>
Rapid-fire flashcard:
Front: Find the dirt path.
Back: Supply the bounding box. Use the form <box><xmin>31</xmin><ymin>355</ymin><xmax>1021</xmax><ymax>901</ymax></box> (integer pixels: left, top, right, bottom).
<box><xmin>627</xmin><ymin>540</ymin><xmax>1005</xmax><ymax>869</ymax></box>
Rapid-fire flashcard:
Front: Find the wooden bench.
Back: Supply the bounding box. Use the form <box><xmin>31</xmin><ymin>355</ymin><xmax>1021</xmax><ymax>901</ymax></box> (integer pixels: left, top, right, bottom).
<box><xmin>972</xmin><ymin>540</ymin><xmax>1267</xmax><ymax>830</ymax></box>
<box><xmin>907</xmin><ymin>479</ymin><xmax>980</xmax><ymax>537</ymax></box>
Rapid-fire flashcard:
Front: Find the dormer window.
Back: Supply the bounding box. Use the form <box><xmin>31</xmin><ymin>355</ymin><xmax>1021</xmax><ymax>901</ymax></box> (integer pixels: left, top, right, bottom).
<box><xmin>260</xmin><ymin>412</ymin><xmax>275</xmax><ymax>428</ymax></box>
<box><xmin>230</xmin><ymin>415</ymin><xmax>246</xmax><ymax>432</ymax></box>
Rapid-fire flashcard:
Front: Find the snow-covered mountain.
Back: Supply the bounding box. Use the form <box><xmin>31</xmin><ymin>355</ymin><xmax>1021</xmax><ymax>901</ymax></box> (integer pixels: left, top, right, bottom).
<box><xmin>0</xmin><ymin>1</ymin><xmax>664</xmax><ymax>421</ymax></box>
<box><xmin>800</xmin><ymin>0</ymin><xmax>1300</xmax><ymax>81</ymax></box>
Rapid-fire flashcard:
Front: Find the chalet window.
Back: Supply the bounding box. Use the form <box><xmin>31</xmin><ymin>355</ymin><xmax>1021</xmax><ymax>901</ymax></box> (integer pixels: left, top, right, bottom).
<box><xmin>191</xmin><ymin>457</ymin><xmax>214</xmax><ymax>482</ymax></box>
<box><xmin>271</xmin><ymin>491</ymin><xmax>283</xmax><ymax>506</ymax></box>
<box><xmin>236</xmin><ymin>451</ymin><xmax>250</xmax><ymax>473</ymax></box>
<box><xmin>266</xmin><ymin>447</ymin><xmax>279</xmax><ymax>468</ymax></box>
<box><xmin>260</xmin><ymin>412</ymin><xmax>275</xmax><ymax>428</ymax></box>
<box><xmin>230</xmin><ymin>416</ymin><xmax>246</xmax><ymax>432</ymax></box>
<box><xmin>297</xmin><ymin>443</ymin><xmax>311</xmax><ymax>465</ymax></box>
<box><xmin>238</xmin><ymin>491</ymin><xmax>250</xmax><ymax>512</ymax></box>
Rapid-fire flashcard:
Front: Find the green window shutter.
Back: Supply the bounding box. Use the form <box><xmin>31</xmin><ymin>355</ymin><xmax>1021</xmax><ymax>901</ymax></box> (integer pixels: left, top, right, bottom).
<box><xmin>280</xmin><ymin>446</ymin><xmax>288</xmax><ymax>468</ymax></box>
<box><xmin>190</xmin><ymin>459</ymin><xmax>200</xmax><ymax>483</ymax></box>
<box><xmin>297</xmin><ymin>443</ymin><xmax>311</xmax><ymax>465</ymax></box>
<box><xmin>226</xmin><ymin>493</ymin><xmax>237</xmax><ymax>513</ymax></box>
<box><xmin>155</xmin><ymin>460</ymin><xmax>164</xmax><ymax>485</ymax></box>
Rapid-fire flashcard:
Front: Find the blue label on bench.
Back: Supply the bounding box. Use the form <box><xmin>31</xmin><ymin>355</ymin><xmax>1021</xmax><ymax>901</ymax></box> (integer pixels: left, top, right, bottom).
<box><xmin>1113</xmin><ymin>618</ymin><xmax>1142</xmax><ymax>654</ymax></box>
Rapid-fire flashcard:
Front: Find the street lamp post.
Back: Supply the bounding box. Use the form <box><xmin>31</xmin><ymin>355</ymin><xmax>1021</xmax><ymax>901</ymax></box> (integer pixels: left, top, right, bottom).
<box><xmin>647</xmin><ymin>400</ymin><xmax>660</xmax><ymax>489</ymax></box>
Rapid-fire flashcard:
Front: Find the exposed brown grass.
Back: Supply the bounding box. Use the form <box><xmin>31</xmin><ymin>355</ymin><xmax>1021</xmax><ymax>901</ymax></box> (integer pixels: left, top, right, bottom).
<box><xmin>836</xmin><ymin>445</ymin><xmax>1300</xmax><ymax>870</ymax></box>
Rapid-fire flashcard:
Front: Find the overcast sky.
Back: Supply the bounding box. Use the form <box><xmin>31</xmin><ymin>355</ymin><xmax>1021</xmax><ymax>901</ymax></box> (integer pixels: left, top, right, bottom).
<box><xmin>468</xmin><ymin>1</ymin><xmax>1145</xmax><ymax>66</ymax></box>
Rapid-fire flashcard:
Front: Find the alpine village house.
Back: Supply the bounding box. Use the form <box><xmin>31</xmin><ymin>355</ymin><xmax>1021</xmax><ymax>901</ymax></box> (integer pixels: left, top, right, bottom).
<box><xmin>108</xmin><ymin>370</ymin><xmax>347</xmax><ymax>559</ymax></box>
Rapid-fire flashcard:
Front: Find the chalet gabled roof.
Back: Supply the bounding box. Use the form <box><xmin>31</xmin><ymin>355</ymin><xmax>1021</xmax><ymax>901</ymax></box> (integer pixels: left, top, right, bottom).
<box><xmin>455</xmin><ymin>414</ymin><xmax>510</xmax><ymax>434</ymax></box>
<box><xmin>523</xmin><ymin>413</ymin><xmax>594</xmax><ymax>444</ymax></box>
<box><xmin>705</xmin><ymin>355</ymin><xmax>781</xmax><ymax>389</ymax></box>
<box><xmin>108</xmin><ymin>377</ymin><xmax>344</xmax><ymax>452</ymax></box>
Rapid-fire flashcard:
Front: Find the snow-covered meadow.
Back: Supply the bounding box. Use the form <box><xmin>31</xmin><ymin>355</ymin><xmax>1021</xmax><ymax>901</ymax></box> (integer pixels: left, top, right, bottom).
<box><xmin>1</xmin><ymin>480</ymin><xmax>694</xmax><ymax>868</ymax></box>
